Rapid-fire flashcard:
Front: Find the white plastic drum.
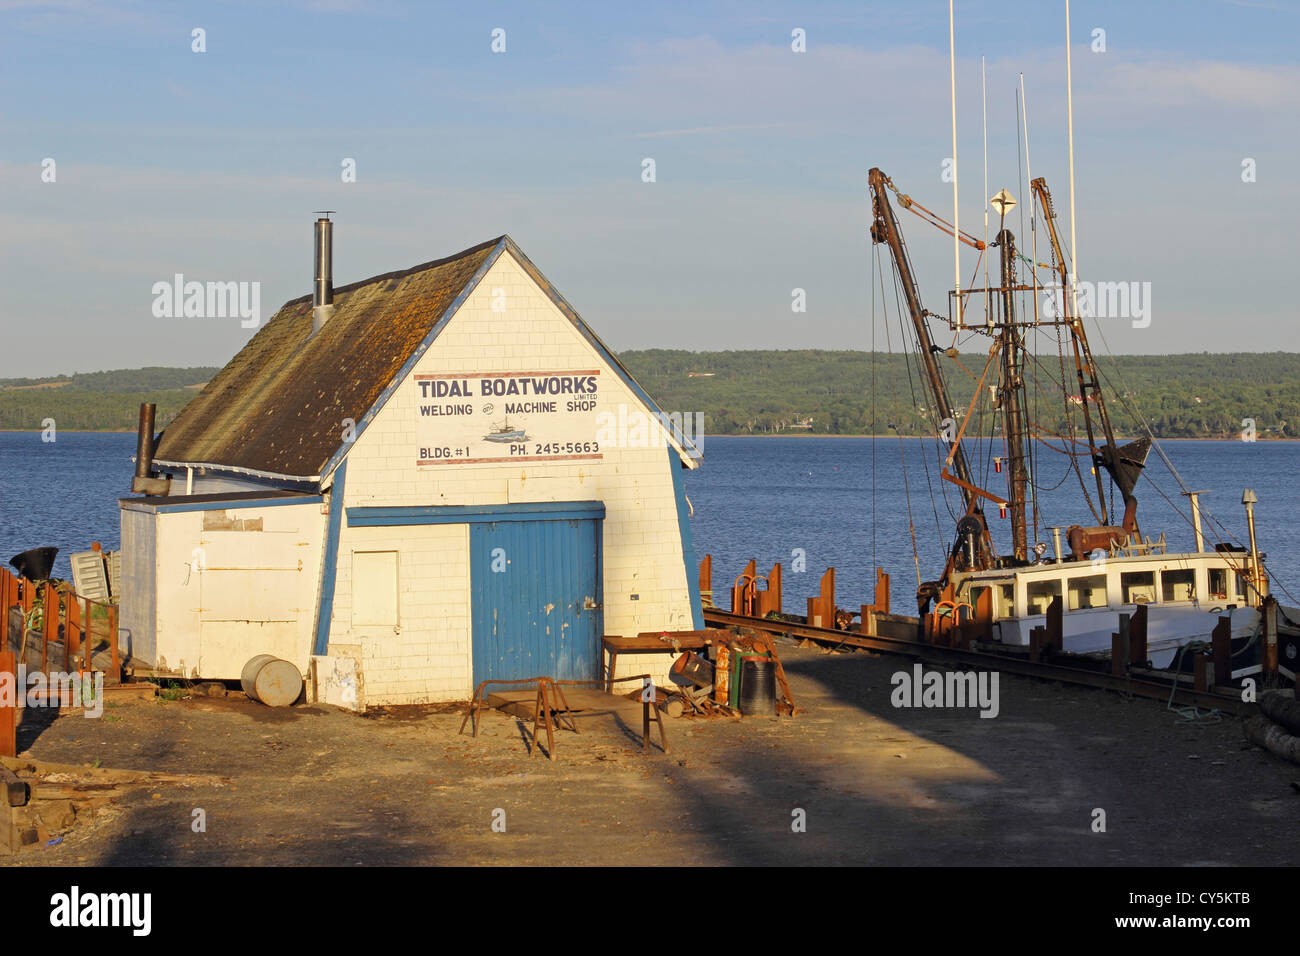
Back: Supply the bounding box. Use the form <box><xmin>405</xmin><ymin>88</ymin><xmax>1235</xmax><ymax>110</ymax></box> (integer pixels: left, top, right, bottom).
<box><xmin>240</xmin><ymin>654</ymin><xmax>303</xmax><ymax>708</ymax></box>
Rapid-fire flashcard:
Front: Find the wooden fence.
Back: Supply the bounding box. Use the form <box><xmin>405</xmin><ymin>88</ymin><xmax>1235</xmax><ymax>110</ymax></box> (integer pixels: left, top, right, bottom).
<box><xmin>0</xmin><ymin>566</ymin><xmax>120</xmax><ymax>758</ymax></box>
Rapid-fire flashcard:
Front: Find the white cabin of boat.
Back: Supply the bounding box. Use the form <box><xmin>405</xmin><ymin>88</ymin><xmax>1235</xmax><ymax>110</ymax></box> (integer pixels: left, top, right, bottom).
<box><xmin>950</xmin><ymin>548</ymin><xmax>1265</xmax><ymax>667</ymax></box>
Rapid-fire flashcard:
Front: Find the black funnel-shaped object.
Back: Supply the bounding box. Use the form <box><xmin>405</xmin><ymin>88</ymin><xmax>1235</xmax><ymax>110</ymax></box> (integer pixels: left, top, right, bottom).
<box><xmin>9</xmin><ymin>547</ymin><xmax>58</xmax><ymax>581</ymax></box>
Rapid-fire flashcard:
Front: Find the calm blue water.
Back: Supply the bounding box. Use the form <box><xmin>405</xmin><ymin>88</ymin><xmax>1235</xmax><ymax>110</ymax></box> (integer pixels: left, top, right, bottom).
<box><xmin>0</xmin><ymin>432</ymin><xmax>137</xmax><ymax>580</ymax></box>
<box><xmin>1</xmin><ymin>432</ymin><xmax>1296</xmax><ymax>609</ymax></box>
<box><xmin>683</xmin><ymin>437</ymin><xmax>1300</xmax><ymax>611</ymax></box>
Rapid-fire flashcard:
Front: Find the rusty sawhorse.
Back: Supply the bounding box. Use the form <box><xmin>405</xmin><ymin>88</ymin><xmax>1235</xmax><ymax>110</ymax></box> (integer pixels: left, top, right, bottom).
<box><xmin>460</xmin><ymin>675</ymin><xmax>668</xmax><ymax>760</ymax></box>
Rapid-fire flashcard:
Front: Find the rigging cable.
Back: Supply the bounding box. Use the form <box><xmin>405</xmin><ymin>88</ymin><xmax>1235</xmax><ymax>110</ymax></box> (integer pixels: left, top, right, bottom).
<box><xmin>1075</xmin><ymin>290</ymin><xmax>1298</xmax><ymax>600</ymax></box>
<box><xmin>870</xmin><ymin>232</ymin><xmax>877</xmax><ymax>577</ymax></box>
<box><xmin>878</xmin><ymin>243</ymin><xmax>924</xmax><ymax>588</ymax></box>
<box><xmin>889</xmin><ymin>252</ymin><xmax>953</xmax><ymax>538</ymax></box>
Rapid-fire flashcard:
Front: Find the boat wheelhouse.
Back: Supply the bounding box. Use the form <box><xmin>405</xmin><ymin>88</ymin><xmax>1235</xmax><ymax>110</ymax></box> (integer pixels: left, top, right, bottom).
<box><xmin>952</xmin><ymin>547</ymin><xmax>1262</xmax><ymax>667</ymax></box>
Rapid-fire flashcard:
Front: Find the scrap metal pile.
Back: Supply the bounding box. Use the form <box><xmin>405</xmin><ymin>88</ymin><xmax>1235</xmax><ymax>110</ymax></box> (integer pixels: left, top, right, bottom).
<box><xmin>662</xmin><ymin>628</ymin><xmax>797</xmax><ymax>718</ymax></box>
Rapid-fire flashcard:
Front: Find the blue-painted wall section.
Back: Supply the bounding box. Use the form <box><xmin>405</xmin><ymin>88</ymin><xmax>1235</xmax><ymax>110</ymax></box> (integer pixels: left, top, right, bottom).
<box><xmin>470</xmin><ymin>517</ymin><xmax>603</xmax><ymax>684</ymax></box>
<box><xmin>347</xmin><ymin>500</ymin><xmax>605</xmax><ymax>527</ymax></box>
<box><xmin>313</xmin><ymin>460</ymin><xmax>348</xmax><ymax>656</ymax></box>
<box><xmin>668</xmin><ymin>446</ymin><xmax>705</xmax><ymax>629</ymax></box>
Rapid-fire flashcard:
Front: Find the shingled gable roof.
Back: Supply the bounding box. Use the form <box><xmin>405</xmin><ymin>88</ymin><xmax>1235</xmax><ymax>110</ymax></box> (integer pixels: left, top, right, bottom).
<box><xmin>152</xmin><ymin>234</ymin><xmax>699</xmax><ymax>483</ymax></box>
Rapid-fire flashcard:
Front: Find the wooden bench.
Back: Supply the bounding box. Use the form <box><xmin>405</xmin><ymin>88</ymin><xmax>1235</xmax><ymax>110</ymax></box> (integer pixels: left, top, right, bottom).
<box><xmin>601</xmin><ymin>630</ymin><xmax>730</xmax><ymax>692</ymax></box>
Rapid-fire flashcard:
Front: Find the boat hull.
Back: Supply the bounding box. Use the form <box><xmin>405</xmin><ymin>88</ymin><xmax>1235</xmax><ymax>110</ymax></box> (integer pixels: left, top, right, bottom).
<box><xmin>992</xmin><ymin>603</ymin><xmax>1261</xmax><ymax>668</ymax></box>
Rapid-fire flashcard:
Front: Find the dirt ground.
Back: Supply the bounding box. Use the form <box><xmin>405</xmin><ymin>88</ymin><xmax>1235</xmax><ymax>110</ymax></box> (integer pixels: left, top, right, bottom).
<box><xmin>5</xmin><ymin>641</ymin><xmax>1297</xmax><ymax>866</ymax></box>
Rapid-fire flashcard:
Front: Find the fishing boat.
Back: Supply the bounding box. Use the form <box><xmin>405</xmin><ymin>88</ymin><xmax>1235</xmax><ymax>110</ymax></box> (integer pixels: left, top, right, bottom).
<box><xmin>867</xmin><ymin>167</ymin><xmax>1298</xmax><ymax>672</ymax></box>
<box><xmin>482</xmin><ymin>420</ymin><xmax>527</xmax><ymax>443</ymax></box>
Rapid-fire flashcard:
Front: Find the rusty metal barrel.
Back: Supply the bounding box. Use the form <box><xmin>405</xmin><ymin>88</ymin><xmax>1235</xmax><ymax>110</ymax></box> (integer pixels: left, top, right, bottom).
<box><xmin>738</xmin><ymin>657</ymin><xmax>776</xmax><ymax>717</ymax></box>
<box><xmin>240</xmin><ymin>655</ymin><xmax>303</xmax><ymax>707</ymax></box>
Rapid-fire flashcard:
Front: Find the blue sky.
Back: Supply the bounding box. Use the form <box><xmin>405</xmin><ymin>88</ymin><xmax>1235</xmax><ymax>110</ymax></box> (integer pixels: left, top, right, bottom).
<box><xmin>2</xmin><ymin>0</ymin><xmax>1297</xmax><ymax>377</ymax></box>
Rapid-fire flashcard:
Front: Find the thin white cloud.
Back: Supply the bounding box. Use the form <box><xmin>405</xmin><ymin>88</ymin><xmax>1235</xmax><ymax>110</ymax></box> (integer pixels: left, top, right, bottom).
<box><xmin>633</xmin><ymin>122</ymin><xmax>802</xmax><ymax>139</ymax></box>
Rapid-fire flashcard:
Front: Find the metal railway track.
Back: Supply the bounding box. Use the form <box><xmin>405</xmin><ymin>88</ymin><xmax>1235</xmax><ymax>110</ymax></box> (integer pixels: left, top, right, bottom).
<box><xmin>703</xmin><ymin>607</ymin><xmax>1250</xmax><ymax>716</ymax></box>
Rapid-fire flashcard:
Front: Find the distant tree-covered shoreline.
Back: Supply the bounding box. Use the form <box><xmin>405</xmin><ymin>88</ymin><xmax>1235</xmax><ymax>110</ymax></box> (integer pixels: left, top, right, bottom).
<box><xmin>1</xmin><ymin>353</ymin><xmax>1296</xmax><ymax>440</ymax></box>
<box><xmin>618</xmin><ymin>350</ymin><xmax>1299</xmax><ymax>441</ymax></box>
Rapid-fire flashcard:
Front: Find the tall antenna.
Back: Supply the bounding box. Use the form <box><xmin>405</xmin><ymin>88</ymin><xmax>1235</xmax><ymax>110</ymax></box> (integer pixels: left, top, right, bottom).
<box><xmin>982</xmin><ymin>55</ymin><xmax>989</xmax><ymax>310</ymax></box>
<box><xmin>949</xmin><ymin>0</ymin><xmax>962</xmax><ymax>327</ymax></box>
<box><xmin>1065</xmin><ymin>0</ymin><xmax>1080</xmax><ymax>319</ymax></box>
<box><xmin>1020</xmin><ymin>72</ymin><xmax>1039</xmax><ymax>325</ymax></box>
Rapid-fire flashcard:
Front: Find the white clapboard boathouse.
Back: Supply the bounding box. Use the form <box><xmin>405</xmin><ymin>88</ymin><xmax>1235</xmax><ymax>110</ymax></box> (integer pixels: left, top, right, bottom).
<box><xmin>119</xmin><ymin>220</ymin><xmax>703</xmax><ymax>708</ymax></box>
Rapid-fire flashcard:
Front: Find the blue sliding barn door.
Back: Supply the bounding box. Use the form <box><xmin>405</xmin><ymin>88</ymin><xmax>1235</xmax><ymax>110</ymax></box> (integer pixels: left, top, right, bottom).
<box><xmin>470</xmin><ymin>518</ymin><xmax>602</xmax><ymax>684</ymax></box>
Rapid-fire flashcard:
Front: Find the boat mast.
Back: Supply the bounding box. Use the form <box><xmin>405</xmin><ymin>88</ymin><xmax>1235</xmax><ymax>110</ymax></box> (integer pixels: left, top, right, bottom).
<box><xmin>869</xmin><ymin>167</ymin><xmax>994</xmax><ymax>572</ymax></box>
<box><xmin>1030</xmin><ymin>177</ymin><xmax>1145</xmax><ymax>533</ymax></box>
<box><xmin>996</xmin><ymin>226</ymin><xmax>1031</xmax><ymax>560</ymax></box>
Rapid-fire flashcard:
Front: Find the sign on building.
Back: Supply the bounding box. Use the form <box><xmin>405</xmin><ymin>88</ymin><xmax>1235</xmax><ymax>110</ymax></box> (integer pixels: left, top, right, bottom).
<box><xmin>413</xmin><ymin>370</ymin><xmax>604</xmax><ymax>466</ymax></box>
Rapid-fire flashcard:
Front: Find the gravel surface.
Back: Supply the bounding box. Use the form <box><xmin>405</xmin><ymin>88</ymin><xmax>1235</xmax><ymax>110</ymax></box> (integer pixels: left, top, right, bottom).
<box><xmin>6</xmin><ymin>642</ymin><xmax>1296</xmax><ymax>866</ymax></box>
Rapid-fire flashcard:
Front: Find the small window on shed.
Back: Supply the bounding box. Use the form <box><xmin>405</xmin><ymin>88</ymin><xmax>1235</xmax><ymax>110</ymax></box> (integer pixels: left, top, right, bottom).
<box><xmin>352</xmin><ymin>550</ymin><xmax>399</xmax><ymax>627</ymax></box>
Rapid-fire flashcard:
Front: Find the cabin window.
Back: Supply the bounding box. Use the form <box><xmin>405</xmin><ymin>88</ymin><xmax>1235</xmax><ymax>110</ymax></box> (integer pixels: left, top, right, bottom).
<box><xmin>352</xmin><ymin>550</ymin><xmax>399</xmax><ymax>627</ymax></box>
<box><xmin>1208</xmin><ymin>568</ymin><xmax>1229</xmax><ymax>601</ymax></box>
<box><xmin>969</xmin><ymin>586</ymin><xmax>990</xmax><ymax>618</ymax></box>
<box><xmin>1121</xmin><ymin>570</ymin><xmax>1156</xmax><ymax>604</ymax></box>
<box><xmin>1068</xmin><ymin>574</ymin><xmax>1107</xmax><ymax>610</ymax></box>
<box><xmin>1026</xmin><ymin>580</ymin><xmax>1061</xmax><ymax>616</ymax></box>
<box><xmin>1160</xmin><ymin>569</ymin><xmax>1196</xmax><ymax>602</ymax></box>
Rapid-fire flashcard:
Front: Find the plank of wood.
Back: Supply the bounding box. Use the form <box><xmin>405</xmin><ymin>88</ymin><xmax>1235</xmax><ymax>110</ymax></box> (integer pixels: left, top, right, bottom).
<box><xmin>0</xmin><ymin>756</ymin><xmax>228</xmax><ymax>788</ymax></box>
<box><xmin>0</xmin><ymin>767</ymin><xmax>29</xmax><ymax>807</ymax></box>
<box><xmin>30</xmin><ymin>783</ymin><xmax>125</xmax><ymax>800</ymax></box>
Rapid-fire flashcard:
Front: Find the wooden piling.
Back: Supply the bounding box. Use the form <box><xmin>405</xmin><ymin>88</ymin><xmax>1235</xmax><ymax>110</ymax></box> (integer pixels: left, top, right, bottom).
<box><xmin>1110</xmin><ymin>628</ymin><xmax>1127</xmax><ymax>677</ymax></box>
<box><xmin>874</xmin><ymin>568</ymin><xmax>890</xmax><ymax>615</ymax></box>
<box><xmin>1263</xmin><ymin>596</ymin><xmax>1278</xmax><ymax>679</ymax></box>
<box><xmin>1046</xmin><ymin>596</ymin><xmax>1063</xmax><ymax>652</ymax></box>
<box><xmin>806</xmin><ymin>567</ymin><xmax>835</xmax><ymax>629</ymax></box>
<box><xmin>1212</xmin><ymin>616</ymin><xmax>1232</xmax><ymax>687</ymax></box>
<box><xmin>757</xmin><ymin>562</ymin><xmax>783</xmax><ymax>616</ymax></box>
<box><xmin>1194</xmin><ymin>651</ymin><xmax>1212</xmax><ymax>692</ymax></box>
<box><xmin>1031</xmin><ymin>625</ymin><xmax>1047</xmax><ymax>663</ymax></box>
<box><xmin>1129</xmin><ymin>604</ymin><xmax>1148</xmax><ymax>665</ymax></box>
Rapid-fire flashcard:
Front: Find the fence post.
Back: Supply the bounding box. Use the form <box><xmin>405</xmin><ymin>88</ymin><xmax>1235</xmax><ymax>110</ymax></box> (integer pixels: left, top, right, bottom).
<box><xmin>698</xmin><ymin>554</ymin><xmax>712</xmax><ymax>609</ymax></box>
<box><xmin>0</xmin><ymin>570</ymin><xmax>12</xmax><ymax>636</ymax></box>
<box><xmin>82</xmin><ymin>597</ymin><xmax>92</xmax><ymax>672</ymax></box>
<box><xmin>41</xmin><ymin>585</ymin><xmax>58</xmax><ymax>673</ymax></box>
<box><xmin>64</xmin><ymin>589</ymin><xmax>74</xmax><ymax>672</ymax></box>
<box><xmin>0</xmin><ymin>651</ymin><xmax>15</xmax><ymax>758</ymax></box>
<box><xmin>109</xmin><ymin>603</ymin><xmax>120</xmax><ymax>679</ymax></box>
